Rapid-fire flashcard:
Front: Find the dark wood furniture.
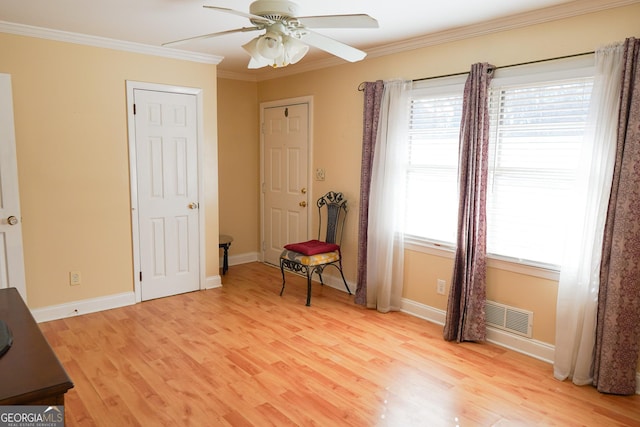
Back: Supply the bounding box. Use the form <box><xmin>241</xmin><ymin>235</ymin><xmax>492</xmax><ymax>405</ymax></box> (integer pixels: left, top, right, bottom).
<box><xmin>219</xmin><ymin>234</ymin><xmax>233</xmax><ymax>275</ymax></box>
<box><xmin>0</xmin><ymin>287</ymin><xmax>73</xmax><ymax>405</ymax></box>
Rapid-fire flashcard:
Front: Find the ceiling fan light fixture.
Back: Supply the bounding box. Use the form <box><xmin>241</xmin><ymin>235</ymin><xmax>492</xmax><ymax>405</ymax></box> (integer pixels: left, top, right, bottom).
<box><xmin>243</xmin><ymin>34</ymin><xmax>309</xmax><ymax>69</ymax></box>
<box><xmin>242</xmin><ymin>37</ymin><xmax>260</xmax><ymax>58</ymax></box>
<box><xmin>256</xmin><ymin>31</ymin><xmax>283</xmax><ymax>59</ymax></box>
<box><xmin>242</xmin><ymin>37</ymin><xmax>272</xmax><ymax>68</ymax></box>
<box><xmin>282</xmin><ymin>36</ymin><xmax>308</xmax><ymax>65</ymax></box>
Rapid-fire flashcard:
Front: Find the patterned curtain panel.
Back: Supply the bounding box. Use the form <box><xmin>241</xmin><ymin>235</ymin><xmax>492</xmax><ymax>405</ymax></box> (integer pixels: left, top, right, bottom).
<box><xmin>355</xmin><ymin>81</ymin><xmax>384</xmax><ymax>306</ymax></box>
<box><xmin>443</xmin><ymin>63</ymin><xmax>494</xmax><ymax>342</ymax></box>
<box><xmin>593</xmin><ymin>37</ymin><xmax>640</xmax><ymax>395</ymax></box>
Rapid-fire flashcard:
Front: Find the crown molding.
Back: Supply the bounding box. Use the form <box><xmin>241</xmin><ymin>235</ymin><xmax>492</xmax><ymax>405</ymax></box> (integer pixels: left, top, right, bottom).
<box><xmin>216</xmin><ymin>70</ymin><xmax>259</xmax><ymax>82</ymax></box>
<box><xmin>0</xmin><ymin>20</ymin><xmax>223</xmax><ymax>65</ymax></box>
<box><xmin>234</xmin><ymin>0</ymin><xmax>638</xmax><ymax>81</ymax></box>
<box><xmin>365</xmin><ymin>0</ymin><xmax>639</xmax><ymax>60</ymax></box>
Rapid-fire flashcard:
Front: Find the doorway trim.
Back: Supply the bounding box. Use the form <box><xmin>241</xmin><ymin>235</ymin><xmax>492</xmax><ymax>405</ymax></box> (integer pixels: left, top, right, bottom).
<box><xmin>126</xmin><ymin>80</ymin><xmax>206</xmax><ymax>303</ymax></box>
<box><xmin>259</xmin><ymin>95</ymin><xmax>313</xmax><ymax>262</ymax></box>
<box><xmin>0</xmin><ymin>74</ymin><xmax>27</xmax><ymax>301</ymax></box>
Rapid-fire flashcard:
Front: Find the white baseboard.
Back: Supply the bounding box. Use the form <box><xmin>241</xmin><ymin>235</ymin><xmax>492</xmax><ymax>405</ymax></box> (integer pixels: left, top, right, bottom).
<box><xmin>206</xmin><ymin>275</ymin><xmax>222</xmax><ymax>289</ymax></box>
<box><xmin>486</xmin><ymin>326</ymin><xmax>555</xmax><ymax>364</ymax></box>
<box><xmin>217</xmin><ymin>251</ymin><xmax>259</xmax><ymax>271</ymax></box>
<box><xmin>400</xmin><ymin>298</ymin><xmax>554</xmax><ymax>363</ymax></box>
<box><xmin>311</xmin><ymin>272</ymin><xmax>354</xmax><ymax>294</ymax></box>
<box><xmin>401</xmin><ymin>298</ymin><xmax>446</xmax><ymax>325</ymax></box>
<box><xmin>227</xmin><ymin>251</ymin><xmax>260</xmax><ymax>266</ymax></box>
<box><xmin>31</xmin><ymin>291</ymin><xmax>136</xmax><ymax>323</ymax></box>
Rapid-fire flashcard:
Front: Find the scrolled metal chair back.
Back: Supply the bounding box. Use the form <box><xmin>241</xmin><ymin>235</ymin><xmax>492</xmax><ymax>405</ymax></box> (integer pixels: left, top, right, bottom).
<box><xmin>317</xmin><ymin>191</ymin><xmax>347</xmax><ymax>245</ymax></box>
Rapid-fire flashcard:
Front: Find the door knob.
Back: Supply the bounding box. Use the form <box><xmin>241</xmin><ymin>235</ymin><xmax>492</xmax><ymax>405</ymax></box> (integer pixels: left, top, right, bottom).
<box><xmin>7</xmin><ymin>216</ymin><xmax>18</xmax><ymax>225</ymax></box>
<box><xmin>188</xmin><ymin>202</ymin><xmax>199</xmax><ymax>210</ymax></box>
<box><xmin>299</xmin><ymin>201</ymin><xmax>307</xmax><ymax>207</ymax></box>
<box><xmin>301</xmin><ymin>188</ymin><xmax>307</xmax><ymax>194</ymax></box>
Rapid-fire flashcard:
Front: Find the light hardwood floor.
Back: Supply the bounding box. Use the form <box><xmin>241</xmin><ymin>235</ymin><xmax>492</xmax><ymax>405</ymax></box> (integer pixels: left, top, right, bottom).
<box><xmin>40</xmin><ymin>262</ymin><xmax>640</xmax><ymax>426</ymax></box>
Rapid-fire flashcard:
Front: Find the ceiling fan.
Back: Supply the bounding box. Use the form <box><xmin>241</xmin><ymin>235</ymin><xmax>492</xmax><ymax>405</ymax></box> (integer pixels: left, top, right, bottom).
<box><xmin>163</xmin><ymin>0</ymin><xmax>378</xmax><ymax>69</ymax></box>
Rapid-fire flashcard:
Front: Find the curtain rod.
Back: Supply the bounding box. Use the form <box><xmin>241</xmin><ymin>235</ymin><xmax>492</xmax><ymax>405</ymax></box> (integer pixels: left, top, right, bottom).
<box><xmin>358</xmin><ymin>50</ymin><xmax>594</xmax><ymax>91</ymax></box>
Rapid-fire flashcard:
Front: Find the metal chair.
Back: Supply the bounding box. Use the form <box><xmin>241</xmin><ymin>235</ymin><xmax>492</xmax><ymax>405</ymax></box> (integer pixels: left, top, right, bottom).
<box><xmin>279</xmin><ymin>191</ymin><xmax>352</xmax><ymax>306</ymax></box>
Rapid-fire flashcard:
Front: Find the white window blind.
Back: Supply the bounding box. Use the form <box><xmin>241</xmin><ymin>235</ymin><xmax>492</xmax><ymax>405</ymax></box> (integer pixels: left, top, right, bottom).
<box><xmin>406</xmin><ymin>89</ymin><xmax>463</xmax><ymax>243</ymax></box>
<box><xmin>486</xmin><ymin>78</ymin><xmax>593</xmax><ymax>266</ymax></box>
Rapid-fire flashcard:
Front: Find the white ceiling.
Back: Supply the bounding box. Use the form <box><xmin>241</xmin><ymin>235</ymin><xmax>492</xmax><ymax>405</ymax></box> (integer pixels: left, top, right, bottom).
<box><xmin>0</xmin><ymin>0</ymin><xmax>629</xmax><ymax>78</ymax></box>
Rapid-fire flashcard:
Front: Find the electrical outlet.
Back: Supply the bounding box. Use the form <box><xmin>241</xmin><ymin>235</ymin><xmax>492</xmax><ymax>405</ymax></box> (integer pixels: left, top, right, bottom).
<box><xmin>70</xmin><ymin>271</ymin><xmax>81</xmax><ymax>286</ymax></box>
<box><xmin>437</xmin><ymin>279</ymin><xmax>446</xmax><ymax>295</ymax></box>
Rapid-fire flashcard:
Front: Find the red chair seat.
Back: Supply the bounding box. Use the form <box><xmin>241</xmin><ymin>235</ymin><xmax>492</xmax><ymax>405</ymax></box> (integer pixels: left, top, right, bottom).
<box><xmin>284</xmin><ymin>239</ymin><xmax>339</xmax><ymax>256</ymax></box>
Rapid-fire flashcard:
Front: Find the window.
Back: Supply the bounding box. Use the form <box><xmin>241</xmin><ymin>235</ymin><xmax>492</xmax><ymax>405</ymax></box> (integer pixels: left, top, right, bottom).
<box><xmin>486</xmin><ymin>78</ymin><xmax>593</xmax><ymax>266</ymax></box>
<box><xmin>405</xmin><ymin>58</ymin><xmax>594</xmax><ymax>268</ymax></box>
<box><xmin>406</xmin><ymin>79</ymin><xmax>464</xmax><ymax>244</ymax></box>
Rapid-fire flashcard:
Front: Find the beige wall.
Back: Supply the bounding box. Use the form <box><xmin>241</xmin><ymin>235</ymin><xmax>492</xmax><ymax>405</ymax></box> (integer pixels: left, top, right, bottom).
<box><xmin>0</xmin><ymin>33</ymin><xmax>219</xmax><ymax>309</ymax></box>
<box><xmin>218</xmin><ymin>3</ymin><xmax>640</xmax><ymax>346</ymax></box>
<box><xmin>217</xmin><ymin>79</ymin><xmax>259</xmax><ymax>259</ymax></box>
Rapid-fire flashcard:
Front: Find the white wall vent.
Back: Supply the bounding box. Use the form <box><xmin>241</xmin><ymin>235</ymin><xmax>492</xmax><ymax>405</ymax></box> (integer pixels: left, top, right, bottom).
<box><xmin>485</xmin><ymin>300</ymin><xmax>533</xmax><ymax>338</ymax></box>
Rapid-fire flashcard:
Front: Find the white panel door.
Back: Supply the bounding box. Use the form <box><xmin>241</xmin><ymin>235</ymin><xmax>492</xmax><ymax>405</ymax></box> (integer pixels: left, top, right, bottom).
<box><xmin>134</xmin><ymin>89</ymin><xmax>200</xmax><ymax>301</ymax></box>
<box><xmin>263</xmin><ymin>103</ymin><xmax>309</xmax><ymax>265</ymax></box>
<box><xmin>0</xmin><ymin>74</ymin><xmax>27</xmax><ymax>301</ymax></box>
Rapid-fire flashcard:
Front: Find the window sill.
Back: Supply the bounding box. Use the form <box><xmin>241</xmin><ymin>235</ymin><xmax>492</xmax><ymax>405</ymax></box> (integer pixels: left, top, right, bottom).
<box><xmin>403</xmin><ymin>236</ymin><xmax>560</xmax><ymax>282</ymax></box>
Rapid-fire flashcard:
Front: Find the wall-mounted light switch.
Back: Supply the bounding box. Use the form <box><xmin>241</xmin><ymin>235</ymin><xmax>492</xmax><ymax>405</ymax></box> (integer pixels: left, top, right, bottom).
<box><xmin>70</xmin><ymin>271</ymin><xmax>81</xmax><ymax>286</ymax></box>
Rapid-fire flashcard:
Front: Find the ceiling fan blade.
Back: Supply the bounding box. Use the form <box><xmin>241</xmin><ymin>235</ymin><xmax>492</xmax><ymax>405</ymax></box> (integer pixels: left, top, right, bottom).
<box><xmin>300</xmin><ymin>30</ymin><xmax>367</xmax><ymax>62</ymax></box>
<box><xmin>203</xmin><ymin>5</ymin><xmax>273</xmax><ymax>25</ymax></box>
<box><xmin>162</xmin><ymin>27</ymin><xmax>261</xmax><ymax>47</ymax></box>
<box><xmin>297</xmin><ymin>14</ymin><xmax>378</xmax><ymax>29</ymax></box>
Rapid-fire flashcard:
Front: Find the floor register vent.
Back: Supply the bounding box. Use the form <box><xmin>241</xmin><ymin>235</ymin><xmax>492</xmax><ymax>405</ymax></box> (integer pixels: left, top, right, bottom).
<box><xmin>485</xmin><ymin>301</ymin><xmax>533</xmax><ymax>338</ymax></box>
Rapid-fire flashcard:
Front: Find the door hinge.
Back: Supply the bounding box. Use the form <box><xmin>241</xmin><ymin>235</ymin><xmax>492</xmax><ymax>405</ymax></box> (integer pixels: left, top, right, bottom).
<box><xmin>139</xmin><ymin>271</ymin><xmax>142</xmax><ymax>281</ymax></box>
<box><xmin>133</xmin><ymin>104</ymin><xmax>136</xmax><ymax>115</ymax></box>
<box><xmin>261</xmin><ymin>122</ymin><xmax>265</xmax><ymax>134</ymax></box>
